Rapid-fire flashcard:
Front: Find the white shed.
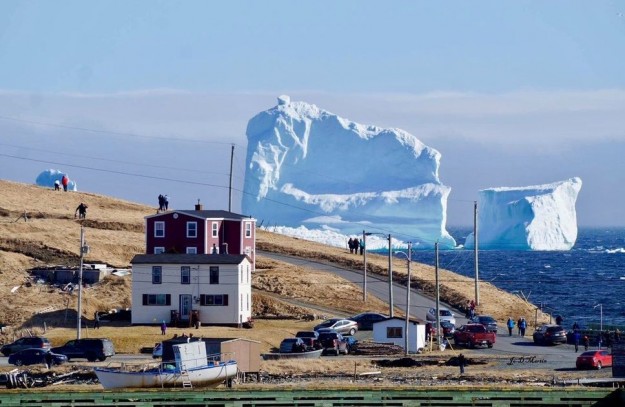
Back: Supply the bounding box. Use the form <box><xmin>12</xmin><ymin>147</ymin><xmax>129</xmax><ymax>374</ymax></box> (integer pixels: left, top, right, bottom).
<box><xmin>372</xmin><ymin>317</ymin><xmax>426</xmax><ymax>353</ymax></box>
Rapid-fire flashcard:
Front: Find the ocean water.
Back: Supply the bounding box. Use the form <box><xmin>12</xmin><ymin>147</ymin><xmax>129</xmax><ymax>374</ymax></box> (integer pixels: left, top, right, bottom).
<box><xmin>406</xmin><ymin>227</ymin><xmax>625</xmax><ymax>329</ymax></box>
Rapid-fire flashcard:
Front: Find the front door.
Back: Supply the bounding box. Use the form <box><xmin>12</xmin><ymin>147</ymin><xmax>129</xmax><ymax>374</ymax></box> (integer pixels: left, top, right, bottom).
<box><xmin>179</xmin><ymin>294</ymin><xmax>192</xmax><ymax>321</ymax></box>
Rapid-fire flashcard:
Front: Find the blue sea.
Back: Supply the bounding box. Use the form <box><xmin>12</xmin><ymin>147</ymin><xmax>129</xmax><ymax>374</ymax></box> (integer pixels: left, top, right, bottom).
<box><xmin>406</xmin><ymin>227</ymin><xmax>625</xmax><ymax>329</ymax></box>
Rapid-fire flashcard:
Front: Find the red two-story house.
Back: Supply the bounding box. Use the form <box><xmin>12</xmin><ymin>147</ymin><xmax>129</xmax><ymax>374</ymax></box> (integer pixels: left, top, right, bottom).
<box><xmin>145</xmin><ymin>206</ymin><xmax>256</xmax><ymax>270</ymax></box>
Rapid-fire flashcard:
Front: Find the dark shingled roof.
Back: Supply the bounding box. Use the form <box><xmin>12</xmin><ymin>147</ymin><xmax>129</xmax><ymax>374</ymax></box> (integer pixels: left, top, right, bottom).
<box><xmin>131</xmin><ymin>254</ymin><xmax>249</xmax><ymax>265</ymax></box>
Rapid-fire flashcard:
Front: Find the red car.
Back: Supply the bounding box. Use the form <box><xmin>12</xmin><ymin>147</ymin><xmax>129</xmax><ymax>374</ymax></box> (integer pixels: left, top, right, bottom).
<box><xmin>576</xmin><ymin>350</ymin><xmax>612</xmax><ymax>370</ymax></box>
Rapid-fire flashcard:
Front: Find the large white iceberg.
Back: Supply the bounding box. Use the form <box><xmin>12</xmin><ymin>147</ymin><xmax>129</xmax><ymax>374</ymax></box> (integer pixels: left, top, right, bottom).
<box><xmin>242</xmin><ymin>95</ymin><xmax>456</xmax><ymax>248</ymax></box>
<box><xmin>465</xmin><ymin>177</ymin><xmax>582</xmax><ymax>251</ymax></box>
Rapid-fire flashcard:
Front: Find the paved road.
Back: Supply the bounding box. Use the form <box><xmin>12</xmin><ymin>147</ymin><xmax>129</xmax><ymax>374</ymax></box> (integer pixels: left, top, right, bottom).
<box><xmin>259</xmin><ymin>250</ymin><xmax>586</xmax><ymax>371</ymax></box>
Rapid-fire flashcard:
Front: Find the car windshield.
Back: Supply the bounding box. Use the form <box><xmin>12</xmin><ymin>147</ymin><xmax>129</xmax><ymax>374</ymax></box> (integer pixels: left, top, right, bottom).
<box><xmin>580</xmin><ymin>351</ymin><xmax>597</xmax><ymax>357</ymax></box>
<box><xmin>480</xmin><ymin>317</ymin><xmax>495</xmax><ymax>323</ymax></box>
<box><xmin>440</xmin><ymin>310</ymin><xmax>452</xmax><ymax>316</ymax></box>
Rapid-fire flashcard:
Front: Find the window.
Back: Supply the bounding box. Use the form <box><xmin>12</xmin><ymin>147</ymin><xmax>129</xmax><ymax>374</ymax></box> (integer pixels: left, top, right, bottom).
<box><xmin>209</xmin><ymin>266</ymin><xmax>219</xmax><ymax>284</ymax></box>
<box><xmin>154</xmin><ymin>247</ymin><xmax>165</xmax><ymax>254</ymax></box>
<box><xmin>152</xmin><ymin>266</ymin><xmax>162</xmax><ymax>284</ymax></box>
<box><xmin>181</xmin><ymin>266</ymin><xmax>190</xmax><ymax>284</ymax></box>
<box><xmin>186</xmin><ymin>247</ymin><xmax>197</xmax><ymax>254</ymax></box>
<box><xmin>245</xmin><ymin>222</ymin><xmax>252</xmax><ymax>238</ymax></box>
<box><xmin>200</xmin><ymin>294</ymin><xmax>229</xmax><ymax>306</ymax></box>
<box><xmin>387</xmin><ymin>327</ymin><xmax>403</xmax><ymax>338</ymax></box>
<box><xmin>186</xmin><ymin>222</ymin><xmax>197</xmax><ymax>238</ymax></box>
<box><xmin>154</xmin><ymin>221</ymin><xmax>165</xmax><ymax>238</ymax></box>
<box><xmin>142</xmin><ymin>294</ymin><xmax>171</xmax><ymax>306</ymax></box>
<box><xmin>212</xmin><ymin>222</ymin><xmax>218</xmax><ymax>238</ymax></box>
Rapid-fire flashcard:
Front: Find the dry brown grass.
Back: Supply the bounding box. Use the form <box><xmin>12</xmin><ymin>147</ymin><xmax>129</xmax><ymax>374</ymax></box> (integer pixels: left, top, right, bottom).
<box><xmin>0</xmin><ymin>178</ymin><xmax>549</xmax><ymax>348</ymax></box>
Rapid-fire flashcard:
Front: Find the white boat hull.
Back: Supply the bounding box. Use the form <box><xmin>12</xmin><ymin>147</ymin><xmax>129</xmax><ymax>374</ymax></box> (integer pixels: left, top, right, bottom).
<box><xmin>94</xmin><ymin>361</ymin><xmax>238</xmax><ymax>389</ymax></box>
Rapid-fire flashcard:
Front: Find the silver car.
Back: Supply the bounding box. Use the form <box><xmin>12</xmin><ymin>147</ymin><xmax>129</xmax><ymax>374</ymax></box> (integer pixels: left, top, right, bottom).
<box><xmin>314</xmin><ymin>318</ymin><xmax>358</xmax><ymax>336</ymax></box>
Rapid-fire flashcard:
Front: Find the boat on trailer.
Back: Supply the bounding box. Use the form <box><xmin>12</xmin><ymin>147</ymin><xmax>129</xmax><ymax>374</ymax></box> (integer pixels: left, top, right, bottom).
<box><xmin>94</xmin><ymin>341</ymin><xmax>237</xmax><ymax>389</ymax></box>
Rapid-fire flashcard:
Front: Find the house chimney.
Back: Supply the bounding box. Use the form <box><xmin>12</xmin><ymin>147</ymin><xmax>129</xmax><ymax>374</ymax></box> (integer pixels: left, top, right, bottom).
<box><xmin>195</xmin><ymin>199</ymin><xmax>203</xmax><ymax>211</ymax></box>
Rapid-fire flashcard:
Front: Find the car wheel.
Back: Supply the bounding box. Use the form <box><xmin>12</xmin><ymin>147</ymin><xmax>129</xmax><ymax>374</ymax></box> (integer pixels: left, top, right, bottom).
<box><xmin>14</xmin><ymin>359</ymin><xmax>23</xmax><ymax>366</ymax></box>
<box><xmin>349</xmin><ymin>328</ymin><xmax>356</xmax><ymax>336</ymax></box>
<box><xmin>597</xmin><ymin>362</ymin><xmax>602</xmax><ymax>370</ymax></box>
<box><xmin>98</xmin><ymin>356</ymin><xmax>106</xmax><ymax>362</ymax></box>
<box><xmin>487</xmin><ymin>343</ymin><xmax>493</xmax><ymax>348</ymax></box>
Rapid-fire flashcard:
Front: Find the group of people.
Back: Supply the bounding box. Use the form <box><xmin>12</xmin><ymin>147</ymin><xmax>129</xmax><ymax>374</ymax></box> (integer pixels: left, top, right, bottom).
<box><xmin>53</xmin><ymin>175</ymin><xmax>70</xmax><ymax>192</ymax></box>
<box><xmin>506</xmin><ymin>317</ymin><xmax>527</xmax><ymax>337</ymax></box>
<box><xmin>347</xmin><ymin>238</ymin><xmax>364</xmax><ymax>255</ymax></box>
<box><xmin>464</xmin><ymin>300</ymin><xmax>476</xmax><ymax>319</ymax></box>
<box><xmin>157</xmin><ymin>194</ymin><xmax>169</xmax><ymax>213</ymax></box>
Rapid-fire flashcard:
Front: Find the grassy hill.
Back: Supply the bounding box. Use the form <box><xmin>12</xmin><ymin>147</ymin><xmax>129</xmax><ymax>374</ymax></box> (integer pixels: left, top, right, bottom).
<box><xmin>0</xmin><ymin>179</ymin><xmax>549</xmax><ymax>340</ymax></box>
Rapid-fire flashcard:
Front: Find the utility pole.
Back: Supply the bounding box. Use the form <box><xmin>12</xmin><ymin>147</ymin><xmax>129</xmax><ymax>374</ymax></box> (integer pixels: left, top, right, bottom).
<box><xmin>474</xmin><ymin>201</ymin><xmax>480</xmax><ymax>305</ymax></box>
<box><xmin>404</xmin><ymin>242</ymin><xmax>412</xmax><ymax>356</ymax></box>
<box><xmin>362</xmin><ymin>231</ymin><xmax>368</xmax><ymax>302</ymax></box>
<box><xmin>435</xmin><ymin>241</ymin><xmax>441</xmax><ymax>345</ymax></box>
<box><xmin>388</xmin><ymin>234</ymin><xmax>393</xmax><ymax>318</ymax></box>
<box><xmin>77</xmin><ymin>226</ymin><xmax>89</xmax><ymax>339</ymax></box>
<box><xmin>228</xmin><ymin>144</ymin><xmax>234</xmax><ymax>212</ymax></box>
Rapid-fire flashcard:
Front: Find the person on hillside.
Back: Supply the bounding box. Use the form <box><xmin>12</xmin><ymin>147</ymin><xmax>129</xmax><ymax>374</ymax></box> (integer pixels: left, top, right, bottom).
<box><xmin>163</xmin><ymin>195</ymin><xmax>169</xmax><ymax>210</ymax></box>
<box><xmin>347</xmin><ymin>238</ymin><xmax>354</xmax><ymax>254</ymax></box>
<box><xmin>507</xmin><ymin>317</ymin><xmax>515</xmax><ymax>336</ymax></box>
<box><xmin>517</xmin><ymin>317</ymin><xmax>522</xmax><ymax>335</ymax></box>
<box><xmin>555</xmin><ymin>315</ymin><xmax>563</xmax><ymax>326</ymax></box>
<box><xmin>93</xmin><ymin>311</ymin><xmax>100</xmax><ymax>329</ymax></box>
<box><xmin>354</xmin><ymin>238</ymin><xmax>361</xmax><ymax>255</ymax></box>
<box><xmin>359</xmin><ymin>238</ymin><xmax>365</xmax><ymax>255</ymax></box>
<box><xmin>158</xmin><ymin>194</ymin><xmax>164</xmax><ymax>213</ymax></box>
<box><xmin>160</xmin><ymin>320</ymin><xmax>167</xmax><ymax>335</ymax></box>
<box><xmin>75</xmin><ymin>203</ymin><xmax>88</xmax><ymax>219</ymax></box>
<box><xmin>54</xmin><ymin>180</ymin><xmax>60</xmax><ymax>191</ymax></box>
<box><xmin>61</xmin><ymin>174</ymin><xmax>69</xmax><ymax>192</ymax></box>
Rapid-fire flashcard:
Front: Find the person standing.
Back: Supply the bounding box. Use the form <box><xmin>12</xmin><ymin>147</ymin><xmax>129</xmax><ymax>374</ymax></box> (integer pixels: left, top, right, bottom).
<box><xmin>347</xmin><ymin>238</ymin><xmax>354</xmax><ymax>254</ymax></box>
<box><xmin>519</xmin><ymin>318</ymin><xmax>527</xmax><ymax>337</ymax></box>
<box><xmin>458</xmin><ymin>353</ymin><xmax>466</xmax><ymax>374</ymax></box>
<box><xmin>507</xmin><ymin>317</ymin><xmax>515</xmax><ymax>336</ymax></box>
<box><xmin>160</xmin><ymin>320</ymin><xmax>167</xmax><ymax>335</ymax></box>
<box><xmin>163</xmin><ymin>195</ymin><xmax>169</xmax><ymax>210</ymax></box>
<box><xmin>517</xmin><ymin>317</ymin><xmax>522</xmax><ymax>335</ymax></box>
<box><xmin>54</xmin><ymin>180</ymin><xmax>60</xmax><ymax>191</ymax></box>
<box><xmin>583</xmin><ymin>335</ymin><xmax>590</xmax><ymax>351</ymax></box>
<box><xmin>75</xmin><ymin>203</ymin><xmax>88</xmax><ymax>219</ymax></box>
<box><xmin>61</xmin><ymin>174</ymin><xmax>69</xmax><ymax>192</ymax></box>
<box><xmin>93</xmin><ymin>311</ymin><xmax>100</xmax><ymax>329</ymax></box>
<box><xmin>158</xmin><ymin>194</ymin><xmax>164</xmax><ymax>213</ymax></box>
<box><xmin>573</xmin><ymin>330</ymin><xmax>580</xmax><ymax>352</ymax></box>
<box><xmin>359</xmin><ymin>238</ymin><xmax>365</xmax><ymax>255</ymax></box>
<box><xmin>44</xmin><ymin>351</ymin><xmax>53</xmax><ymax>369</ymax></box>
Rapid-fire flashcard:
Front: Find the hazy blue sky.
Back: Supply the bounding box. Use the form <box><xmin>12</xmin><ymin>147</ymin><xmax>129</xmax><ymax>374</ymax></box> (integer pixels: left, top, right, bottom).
<box><xmin>1</xmin><ymin>1</ymin><xmax>625</xmax><ymax>227</ymax></box>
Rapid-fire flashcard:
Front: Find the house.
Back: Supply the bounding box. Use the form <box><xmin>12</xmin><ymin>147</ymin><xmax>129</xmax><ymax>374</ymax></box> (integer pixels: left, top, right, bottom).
<box><xmin>372</xmin><ymin>317</ymin><xmax>426</xmax><ymax>353</ymax></box>
<box><xmin>144</xmin><ymin>205</ymin><xmax>256</xmax><ymax>270</ymax></box>
<box><xmin>131</xmin><ymin>253</ymin><xmax>252</xmax><ymax>326</ymax></box>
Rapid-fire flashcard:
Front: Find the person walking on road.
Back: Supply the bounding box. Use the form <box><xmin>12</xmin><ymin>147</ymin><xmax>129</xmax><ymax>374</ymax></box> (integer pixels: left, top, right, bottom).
<box><xmin>574</xmin><ymin>330</ymin><xmax>581</xmax><ymax>352</ymax></box>
<box><xmin>519</xmin><ymin>318</ymin><xmax>527</xmax><ymax>337</ymax></box>
<box><xmin>507</xmin><ymin>317</ymin><xmax>515</xmax><ymax>336</ymax></box>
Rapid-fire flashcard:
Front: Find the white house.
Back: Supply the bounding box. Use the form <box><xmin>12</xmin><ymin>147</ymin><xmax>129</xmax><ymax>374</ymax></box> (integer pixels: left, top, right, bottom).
<box><xmin>372</xmin><ymin>317</ymin><xmax>426</xmax><ymax>353</ymax></box>
<box><xmin>131</xmin><ymin>253</ymin><xmax>252</xmax><ymax>326</ymax></box>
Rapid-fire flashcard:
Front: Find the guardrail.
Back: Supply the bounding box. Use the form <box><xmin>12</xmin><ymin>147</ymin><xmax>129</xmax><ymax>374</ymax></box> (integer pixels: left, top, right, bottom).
<box><xmin>0</xmin><ymin>388</ymin><xmax>618</xmax><ymax>406</ymax></box>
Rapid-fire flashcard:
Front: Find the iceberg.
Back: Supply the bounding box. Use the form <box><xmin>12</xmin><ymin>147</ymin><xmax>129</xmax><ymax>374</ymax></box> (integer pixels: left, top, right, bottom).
<box><xmin>465</xmin><ymin>177</ymin><xmax>582</xmax><ymax>251</ymax></box>
<box><xmin>242</xmin><ymin>96</ymin><xmax>456</xmax><ymax>248</ymax></box>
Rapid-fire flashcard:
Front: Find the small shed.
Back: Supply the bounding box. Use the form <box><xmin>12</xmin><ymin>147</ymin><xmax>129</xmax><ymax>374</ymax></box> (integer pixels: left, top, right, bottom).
<box><xmin>372</xmin><ymin>317</ymin><xmax>426</xmax><ymax>353</ymax></box>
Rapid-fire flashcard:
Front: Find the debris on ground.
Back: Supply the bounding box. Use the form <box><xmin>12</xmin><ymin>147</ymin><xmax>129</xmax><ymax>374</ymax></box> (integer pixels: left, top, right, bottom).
<box><xmin>0</xmin><ymin>369</ymin><xmax>97</xmax><ymax>389</ymax></box>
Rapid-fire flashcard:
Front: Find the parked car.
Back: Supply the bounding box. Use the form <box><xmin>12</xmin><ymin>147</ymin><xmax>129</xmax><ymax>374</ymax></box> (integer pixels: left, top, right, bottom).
<box><xmin>348</xmin><ymin>312</ymin><xmax>388</xmax><ymax>331</ymax></box>
<box><xmin>295</xmin><ymin>331</ymin><xmax>321</xmax><ymax>349</ymax></box>
<box><xmin>314</xmin><ymin>318</ymin><xmax>358</xmax><ymax>336</ymax></box>
<box><xmin>470</xmin><ymin>315</ymin><xmax>499</xmax><ymax>333</ymax></box>
<box><xmin>533</xmin><ymin>324</ymin><xmax>567</xmax><ymax>345</ymax></box>
<box><xmin>453</xmin><ymin>324</ymin><xmax>496</xmax><ymax>348</ymax></box>
<box><xmin>317</xmin><ymin>330</ymin><xmax>350</xmax><ymax>355</ymax></box>
<box><xmin>51</xmin><ymin>338</ymin><xmax>115</xmax><ymax>362</ymax></box>
<box><xmin>8</xmin><ymin>349</ymin><xmax>67</xmax><ymax>366</ymax></box>
<box><xmin>576</xmin><ymin>350</ymin><xmax>612</xmax><ymax>370</ymax></box>
<box><xmin>152</xmin><ymin>342</ymin><xmax>163</xmax><ymax>359</ymax></box>
<box><xmin>1</xmin><ymin>337</ymin><xmax>51</xmax><ymax>356</ymax></box>
<box><xmin>279</xmin><ymin>338</ymin><xmax>307</xmax><ymax>353</ymax></box>
<box><xmin>426</xmin><ymin>308</ymin><xmax>456</xmax><ymax>326</ymax></box>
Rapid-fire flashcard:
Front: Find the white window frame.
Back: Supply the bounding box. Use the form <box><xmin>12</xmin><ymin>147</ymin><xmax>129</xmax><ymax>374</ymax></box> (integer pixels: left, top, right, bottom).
<box><xmin>154</xmin><ymin>247</ymin><xmax>165</xmax><ymax>254</ymax></box>
<box><xmin>245</xmin><ymin>222</ymin><xmax>252</xmax><ymax>238</ymax></box>
<box><xmin>212</xmin><ymin>222</ymin><xmax>218</xmax><ymax>238</ymax></box>
<box><xmin>154</xmin><ymin>221</ymin><xmax>165</xmax><ymax>238</ymax></box>
<box><xmin>186</xmin><ymin>221</ymin><xmax>197</xmax><ymax>238</ymax></box>
<box><xmin>152</xmin><ymin>266</ymin><xmax>162</xmax><ymax>284</ymax></box>
<box><xmin>186</xmin><ymin>247</ymin><xmax>197</xmax><ymax>254</ymax></box>
<box><xmin>181</xmin><ymin>266</ymin><xmax>191</xmax><ymax>284</ymax></box>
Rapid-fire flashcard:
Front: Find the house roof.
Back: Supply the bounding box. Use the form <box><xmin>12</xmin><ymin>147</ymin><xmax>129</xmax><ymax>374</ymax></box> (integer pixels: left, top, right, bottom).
<box><xmin>131</xmin><ymin>254</ymin><xmax>249</xmax><ymax>265</ymax></box>
<box><xmin>145</xmin><ymin>209</ymin><xmax>255</xmax><ymax>221</ymax></box>
<box><xmin>377</xmin><ymin>316</ymin><xmax>424</xmax><ymax>325</ymax></box>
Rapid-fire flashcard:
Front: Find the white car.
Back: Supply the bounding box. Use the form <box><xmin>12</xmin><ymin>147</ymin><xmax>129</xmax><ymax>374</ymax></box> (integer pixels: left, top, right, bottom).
<box><xmin>426</xmin><ymin>308</ymin><xmax>456</xmax><ymax>326</ymax></box>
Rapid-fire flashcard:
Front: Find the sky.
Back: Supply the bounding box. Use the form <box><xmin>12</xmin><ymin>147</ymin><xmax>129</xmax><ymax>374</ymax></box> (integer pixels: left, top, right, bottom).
<box><xmin>1</xmin><ymin>1</ymin><xmax>625</xmax><ymax>227</ymax></box>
